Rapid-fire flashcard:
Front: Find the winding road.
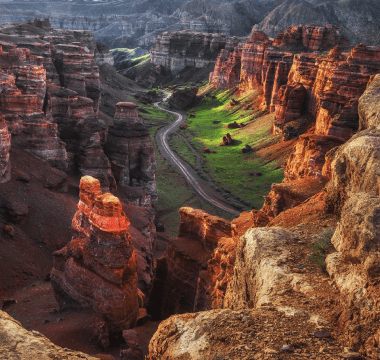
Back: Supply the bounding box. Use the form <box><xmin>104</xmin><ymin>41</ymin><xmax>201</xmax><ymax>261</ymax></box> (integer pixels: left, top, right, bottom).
<box><xmin>154</xmin><ymin>92</ymin><xmax>241</xmax><ymax>216</ymax></box>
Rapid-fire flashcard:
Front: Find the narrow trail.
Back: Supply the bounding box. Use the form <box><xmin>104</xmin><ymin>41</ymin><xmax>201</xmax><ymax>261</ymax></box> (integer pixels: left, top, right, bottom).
<box><xmin>154</xmin><ymin>91</ymin><xmax>241</xmax><ymax>216</ymax></box>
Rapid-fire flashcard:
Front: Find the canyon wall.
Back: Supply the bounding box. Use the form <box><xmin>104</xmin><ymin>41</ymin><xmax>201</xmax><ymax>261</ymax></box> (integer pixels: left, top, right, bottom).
<box><xmin>210</xmin><ymin>24</ymin><xmax>380</xmax><ymax>144</ymax></box>
<box><xmin>150</xmin><ymin>30</ymin><xmax>245</xmax><ymax>75</ymax></box>
<box><xmin>0</xmin><ymin>21</ymin><xmax>157</xmax><ymax>210</ymax></box>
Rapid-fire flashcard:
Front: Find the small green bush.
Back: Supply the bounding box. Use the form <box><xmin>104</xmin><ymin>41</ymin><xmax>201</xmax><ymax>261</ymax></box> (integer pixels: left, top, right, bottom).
<box><xmin>308</xmin><ymin>230</ymin><xmax>334</xmax><ymax>272</ymax></box>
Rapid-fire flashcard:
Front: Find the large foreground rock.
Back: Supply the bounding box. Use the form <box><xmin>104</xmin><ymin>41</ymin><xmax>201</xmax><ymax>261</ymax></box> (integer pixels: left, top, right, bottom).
<box><xmin>147</xmin><ymin>307</ymin><xmax>342</xmax><ymax>360</ymax></box>
<box><xmin>0</xmin><ymin>310</ymin><xmax>97</xmax><ymax>359</ymax></box>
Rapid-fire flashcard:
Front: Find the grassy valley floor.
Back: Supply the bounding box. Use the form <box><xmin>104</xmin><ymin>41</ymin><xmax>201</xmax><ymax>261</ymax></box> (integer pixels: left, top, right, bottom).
<box><xmin>169</xmin><ymin>85</ymin><xmax>287</xmax><ymax>210</ymax></box>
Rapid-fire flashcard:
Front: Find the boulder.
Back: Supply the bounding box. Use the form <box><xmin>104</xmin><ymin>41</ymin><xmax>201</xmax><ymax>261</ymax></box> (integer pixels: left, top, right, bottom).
<box><xmin>167</xmin><ymin>87</ymin><xmax>198</xmax><ymax>110</ymax></box>
<box><xmin>220</xmin><ymin>133</ymin><xmax>234</xmax><ymax>146</ymax></box>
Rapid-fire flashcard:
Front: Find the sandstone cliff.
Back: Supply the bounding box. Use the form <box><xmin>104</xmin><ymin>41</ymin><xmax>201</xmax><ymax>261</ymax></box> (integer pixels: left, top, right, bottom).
<box><xmin>151</xmin><ymin>30</ymin><xmax>245</xmax><ymax>75</ymax></box>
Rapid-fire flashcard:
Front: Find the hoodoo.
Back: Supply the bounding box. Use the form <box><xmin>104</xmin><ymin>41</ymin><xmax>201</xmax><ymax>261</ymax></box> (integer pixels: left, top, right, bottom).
<box><xmin>51</xmin><ymin>176</ymin><xmax>139</xmax><ymax>341</ymax></box>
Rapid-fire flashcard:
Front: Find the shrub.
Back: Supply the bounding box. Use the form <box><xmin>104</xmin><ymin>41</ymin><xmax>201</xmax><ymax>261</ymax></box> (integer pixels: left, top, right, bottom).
<box><xmin>308</xmin><ymin>230</ymin><xmax>334</xmax><ymax>272</ymax></box>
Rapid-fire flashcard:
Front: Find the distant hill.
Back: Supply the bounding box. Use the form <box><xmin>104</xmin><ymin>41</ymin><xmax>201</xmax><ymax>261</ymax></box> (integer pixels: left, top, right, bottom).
<box><xmin>0</xmin><ymin>0</ymin><xmax>378</xmax><ymax>48</ymax></box>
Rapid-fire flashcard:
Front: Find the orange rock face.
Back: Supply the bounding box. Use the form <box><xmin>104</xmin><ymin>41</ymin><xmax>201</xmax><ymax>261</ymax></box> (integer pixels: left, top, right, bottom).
<box><xmin>51</xmin><ymin>176</ymin><xmax>139</xmax><ymax>333</ymax></box>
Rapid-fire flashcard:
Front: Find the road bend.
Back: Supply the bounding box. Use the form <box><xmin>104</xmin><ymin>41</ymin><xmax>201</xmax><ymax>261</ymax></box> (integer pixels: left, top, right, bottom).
<box><xmin>154</xmin><ymin>92</ymin><xmax>240</xmax><ymax>216</ymax></box>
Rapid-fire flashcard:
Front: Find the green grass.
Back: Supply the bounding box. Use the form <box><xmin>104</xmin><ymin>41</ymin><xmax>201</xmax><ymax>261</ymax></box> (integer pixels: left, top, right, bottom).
<box><xmin>308</xmin><ymin>230</ymin><xmax>334</xmax><ymax>272</ymax></box>
<box><xmin>184</xmin><ymin>88</ymin><xmax>284</xmax><ymax>209</ymax></box>
<box><xmin>169</xmin><ymin>133</ymin><xmax>197</xmax><ymax>168</ymax></box>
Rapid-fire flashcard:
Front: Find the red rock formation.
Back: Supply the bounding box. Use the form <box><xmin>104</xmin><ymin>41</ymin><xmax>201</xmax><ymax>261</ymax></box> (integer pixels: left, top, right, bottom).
<box><xmin>305</xmin><ymin>44</ymin><xmax>380</xmax><ymax>141</ymax></box>
<box><xmin>209</xmin><ymin>45</ymin><xmax>243</xmax><ymax>89</ymax></box>
<box><xmin>0</xmin><ymin>114</ymin><xmax>11</xmax><ymax>183</ymax></box>
<box><xmin>46</xmin><ymin>83</ymin><xmax>115</xmax><ymax>191</ymax></box>
<box><xmin>274</xmin><ymin>83</ymin><xmax>307</xmax><ymax>128</ymax></box>
<box><xmin>51</xmin><ymin>176</ymin><xmax>139</xmax><ymax>333</ymax></box>
<box><xmin>237</xmin><ymin>31</ymin><xmax>272</xmax><ymax>92</ymax></box>
<box><xmin>283</xmin><ymin>134</ymin><xmax>345</xmax><ymax>182</ymax></box>
<box><xmin>0</xmin><ymin>49</ymin><xmax>68</xmax><ymax>170</ymax></box>
<box><xmin>53</xmin><ymin>44</ymin><xmax>100</xmax><ymax>113</ymax></box>
<box><xmin>105</xmin><ymin>102</ymin><xmax>157</xmax><ymax>207</ymax></box>
<box><xmin>147</xmin><ymin>207</ymin><xmax>232</xmax><ymax>319</ymax></box>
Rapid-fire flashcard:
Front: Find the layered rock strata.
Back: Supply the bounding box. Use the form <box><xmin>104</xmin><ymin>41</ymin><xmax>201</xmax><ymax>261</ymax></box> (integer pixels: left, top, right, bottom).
<box><xmin>51</xmin><ymin>176</ymin><xmax>139</xmax><ymax>333</ymax></box>
<box><xmin>151</xmin><ymin>31</ymin><xmax>244</xmax><ymax>75</ymax></box>
<box><xmin>0</xmin><ymin>48</ymin><xmax>68</xmax><ymax>171</ymax></box>
<box><xmin>105</xmin><ymin>102</ymin><xmax>157</xmax><ymax>207</ymax></box>
<box><xmin>147</xmin><ymin>207</ymin><xmax>232</xmax><ymax>320</ymax></box>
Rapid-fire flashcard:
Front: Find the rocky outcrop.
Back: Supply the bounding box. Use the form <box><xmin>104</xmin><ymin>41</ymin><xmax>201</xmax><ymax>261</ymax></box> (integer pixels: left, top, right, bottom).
<box><xmin>46</xmin><ymin>83</ymin><xmax>115</xmax><ymax>191</ymax></box>
<box><xmin>151</xmin><ymin>31</ymin><xmax>244</xmax><ymax>75</ymax></box>
<box><xmin>167</xmin><ymin>87</ymin><xmax>198</xmax><ymax>109</ymax></box>
<box><xmin>0</xmin><ymin>115</ymin><xmax>11</xmax><ymax>183</ymax></box>
<box><xmin>0</xmin><ymin>310</ymin><xmax>98</xmax><ymax>360</ymax></box>
<box><xmin>147</xmin><ymin>207</ymin><xmax>232</xmax><ymax>320</ymax></box>
<box><xmin>105</xmin><ymin>102</ymin><xmax>157</xmax><ymax>207</ymax></box>
<box><xmin>51</xmin><ymin>176</ymin><xmax>139</xmax><ymax>334</ymax></box>
<box><xmin>210</xmin><ymin>31</ymin><xmax>272</xmax><ymax>90</ymax></box>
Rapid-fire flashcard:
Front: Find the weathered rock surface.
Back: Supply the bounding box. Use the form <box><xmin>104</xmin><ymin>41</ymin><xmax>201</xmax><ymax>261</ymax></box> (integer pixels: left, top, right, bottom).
<box><xmin>0</xmin><ymin>22</ymin><xmax>158</xmax><ymax>197</ymax></box>
<box><xmin>146</xmin><ymin>308</ymin><xmax>320</xmax><ymax>360</ymax></box>
<box><xmin>224</xmin><ymin>227</ymin><xmax>308</xmax><ymax>309</ymax></box>
<box><xmin>105</xmin><ymin>102</ymin><xmax>157</xmax><ymax>207</ymax></box>
<box><xmin>51</xmin><ymin>176</ymin><xmax>139</xmax><ymax>333</ymax></box>
<box><xmin>0</xmin><ymin>310</ymin><xmax>98</xmax><ymax>360</ymax></box>
<box><xmin>167</xmin><ymin>87</ymin><xmax>198</xmax><ymax>109</ymax></box>
<box><xmin>358</xmin><ymin>73</ymin><xmax>380</xmax><ymax>130</ymax></box>
<box><xmin>0</xmin><ymin>48</ymin><xmax>69</xmax><ymax>171</ymax></box>
<box><xmin>0</xmin><ymin>115</ymin><xmax>11</xmax><ymax>183</ymax></box>
<box><xmin>147</xmin><ymin>207</ymin><xmax>231</xmax><ymax>320</ymax></box>
<box><xmin>325</xmin><ymin>126</ymin><xmax>380</xmax><ymax>215</ymax></box>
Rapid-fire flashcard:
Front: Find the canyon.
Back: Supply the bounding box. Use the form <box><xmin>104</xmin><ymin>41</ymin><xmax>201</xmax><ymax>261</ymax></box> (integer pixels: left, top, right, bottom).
<box><xmin>2</xmin><ymin>11</ymin><xmax>380</xmax><ymax>360</ymax></box>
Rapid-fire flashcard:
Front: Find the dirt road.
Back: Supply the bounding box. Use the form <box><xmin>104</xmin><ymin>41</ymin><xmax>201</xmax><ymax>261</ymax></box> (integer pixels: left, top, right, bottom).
<box><xmin>154</xmin><ymin>92</ymin><xmax>241</xmax><ymax>216</ymax></box>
